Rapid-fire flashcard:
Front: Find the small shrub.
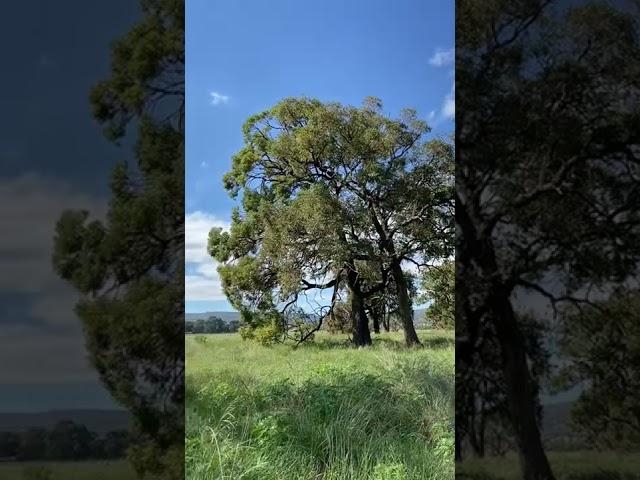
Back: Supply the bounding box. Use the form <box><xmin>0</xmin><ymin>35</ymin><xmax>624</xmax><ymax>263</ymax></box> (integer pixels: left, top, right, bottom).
<box><xmin>194</xmin><ymin>335</ymin><xmax>208</xmax><ymax>345</ymax></box>
<box><xmin>238</xmin><ymin>325</ymin><xmax>254</xmax><ymax>340</ymax></box>
<box><xmin>373</xmin><ymin>462</ymin><xmax>407</xmax><ymax>480</ymax></box>
<box><xmin>251</xmin><ymin>415</ymin><xmax>289</xmax><ymax>447</ymax></box>
<box><xmin>253</xmin><ymin>322</ymin><xmax>282</xmax><ymax>346</ymax></box>
<box><xmin>430</xmin><ymin>420</ymin><xmax>455</xmax><ymax>461</ymax></box>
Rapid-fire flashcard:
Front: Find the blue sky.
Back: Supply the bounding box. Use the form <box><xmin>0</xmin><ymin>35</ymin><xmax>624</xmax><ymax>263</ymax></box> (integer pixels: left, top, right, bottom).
<box><xmin>186</xmin><ymin>0</ymin><xmax>455</xmax><ymax>313</ymax></box>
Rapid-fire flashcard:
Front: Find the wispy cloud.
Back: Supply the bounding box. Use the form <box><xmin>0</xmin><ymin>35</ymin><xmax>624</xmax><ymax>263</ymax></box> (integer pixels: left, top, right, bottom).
<box><xmin>186</xmin><ymin>264</ymin><xmax>226</xmax><ymax>302</ymax></box>
<box><xmin>209</xmin><ymin>91</ymin><xmax>230</xmax><ymax>106</ymax></box>
<box><xmin>441</xmin><ymin>83</ymin><xmax>455</xmax><ymax>120</ymax></box>
<box><xmin>428</xmin><ymin>47</ymin><xmax>454</xmax><ymax>67</ymax></box>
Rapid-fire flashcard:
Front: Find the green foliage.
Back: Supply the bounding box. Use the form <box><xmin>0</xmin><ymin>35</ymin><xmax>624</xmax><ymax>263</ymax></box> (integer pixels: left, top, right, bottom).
<box><xmin>0</xmin><ymin>432</ymin><xmax>19</xmax><ymax>458</ymax></box>
<box><xmin>210</xmin><ymin>96</ymin><xmax>453</xmax><ymax>346</ymax></box>
<box><xmin>556</xmin><ymin>290</ymin><xmax>640</xmax><ymax>449</ymax></box>
<box><xmin>46</xmin><ymin>421</ymin><xmax>93</xmax><ymax>460</ymax></box>
<box><xmin>239</xmin><ymin>325</ymin><xmax>255</xmax><ymax>341</ymax></box>
<box><xmin>420</xmin><ymin>260</ymin><xmax>454</xmax><ymax>328</ymax></box>
<box><xmin>0</xmin><ymin>422</ymin><xmax>128</xmax><ymax>462</ymax></box>
<box><xmin>430</xmin><ymin>420</ymin><xmax>455</xmax><ymax>463</ymax></box>
<box><xmin>252</xmin><ymin>320</ymin><xmax>284</xmax><ymax>346</ymax></box>
<box><xmin>194</xmin><ymin>335</ymin><xmax>207</xmax><ymax>345</ymax></box>
<box><xmin>90</xmin><ymin>0</ymin><xmax>184</xmax><ymax>140</ymax></box>
<box><xmin>250</xmin><ymin>415</ymin><xmax>289</xmax><ymax>448</ymax></box>
<box><xmin>186</xmin><ymin>330</ymin><xmax>454</xmax><ymax>479</ymax></box>
<box><xmin>373</xmin><ymin>462</ymin><xmax>407</xmax><ymax>480</ymax></box>
<box><xmin>19</xmin><ymin>429</ymin><xmax>48</xmax><ymax>461</ymax></box>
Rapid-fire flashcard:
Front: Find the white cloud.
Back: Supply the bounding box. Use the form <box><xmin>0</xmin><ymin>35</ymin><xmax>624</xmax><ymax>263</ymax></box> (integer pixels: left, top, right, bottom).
<box><xmin>0</xmin><ymin>174</ymin><xmax>106</xmax><ymax>302</ymax></box>
<box><xmin>185</xmin><ymin>265</ymin><xmax>226</xmax><ymax>301</ymax></box>
<box><xmin>442</xmin><ymin>83</ymin><xmax>455</xmax><ymax>120</ymax></box>
<box><xmin>185</xmin><ymin>211</ymin><xmax>230</xmax><ymax>301</ymax></box>
<box><xmin>428</xmin><ymin>47</ymin><xmax>454</xmax><ymax>67</ymax></box>
<box><xmin>185</xmin><ymin>211</ymin><xmax>229</xmax><ymax>263</ymax></box>
<box><xmin>210</xmin><ymin>91</ymin><xmax>230</xmax><ymax>106</ymax></box>
<box><xmin>0</xmin><ymin>174</ymin><xmax>107</xmax><ymax>383</ymax></box>
<box><xmin>1</xmin><ymin>326</ymin><xmax>99</xmax><ymax>383</ymax></box>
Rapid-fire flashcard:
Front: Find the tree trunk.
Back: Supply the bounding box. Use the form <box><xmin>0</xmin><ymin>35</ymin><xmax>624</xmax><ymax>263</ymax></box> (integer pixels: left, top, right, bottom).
<box><xmin>391</xmin><ymin>261</ymin><xmax>421</xmax><ymax>347</ymax></box>
<box><xmin>347</xmin><ymin>270</ymin><xmax>371</xmax><ymax>346</ymax></box>
<box><xmin>478</xmin><ymin>413</ymin><xmax>485</xmax><ymax>458</ymax></box>
<box><xmin>478</xmin><ymin>380</ymin><xmax>487</xmax><ymax>458</ymax></box>
<box><xmin>457</xmin><ymin>196</ymin><xmax>555</xmax><ymax>479</ymax></box>
<box><xmin>382</xmin><ymin>303</ymin><xmax>390</xmax><ymax>332</ymax></box>
<box><xmin>469</xmin><ymin>406</ymin><xmax>480</xmax><ymax>456</ymax></box>
<box><xmin>371</xmin><ymin>306</ymin><xmax>381</xmax><ymax>334</ymax></box>
<box><xmin>492</xmin><ymin>287</ymin><xmax>555</xmax><ymax>480</ymax></box>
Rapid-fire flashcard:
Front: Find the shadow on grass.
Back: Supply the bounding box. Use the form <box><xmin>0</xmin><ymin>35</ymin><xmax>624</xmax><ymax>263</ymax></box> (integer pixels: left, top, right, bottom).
<box><xmin>296</xmin><ymin>332</ymin><xmax>454</xmax><ymax>352</ymax></box>
<box><xmin>421</xmin><ymin>336</ymin><xmax>455</xmax><ymax>349</ymax></box>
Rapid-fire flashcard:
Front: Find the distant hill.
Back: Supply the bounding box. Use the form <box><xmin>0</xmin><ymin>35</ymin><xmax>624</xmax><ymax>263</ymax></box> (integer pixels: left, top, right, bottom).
<box><xmin>0</xmin><ymin>409</ymin><xmax>131</xmax><ymax>434</ymax></box>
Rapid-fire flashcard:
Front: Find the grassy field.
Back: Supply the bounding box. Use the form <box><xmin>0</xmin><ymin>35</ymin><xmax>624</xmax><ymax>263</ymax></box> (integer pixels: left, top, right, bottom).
<box><xmin>0</xmin><ymin>460</ymin><xmax>135</xmax><ymax>480</ymax></box>
<box><xmin>186</xmin><ymin>330</ymin><xmax>454</xmax><ymax>480</ymax></box>
<box><xmin>456</xmin><ymin>451</ymin><xmax>640</xmax><ymax>479</ymax></box>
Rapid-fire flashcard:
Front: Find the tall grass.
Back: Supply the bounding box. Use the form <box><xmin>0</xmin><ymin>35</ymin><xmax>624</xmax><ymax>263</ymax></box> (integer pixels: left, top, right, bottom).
<box><xmin>186</xmin><ymin>330</ymin><xmax>454</xmax><ymax>480</ymax></box>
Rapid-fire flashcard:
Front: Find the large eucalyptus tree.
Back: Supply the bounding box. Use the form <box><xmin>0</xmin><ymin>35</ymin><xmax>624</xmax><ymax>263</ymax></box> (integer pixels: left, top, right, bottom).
<box><xmin>209</xmin><ymin>97</ymin><xmax>453</xmax><ymax>347</ymax></box>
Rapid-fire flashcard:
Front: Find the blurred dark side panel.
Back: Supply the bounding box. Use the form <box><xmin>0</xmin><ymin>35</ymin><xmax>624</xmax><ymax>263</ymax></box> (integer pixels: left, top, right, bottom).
<box><xmin>456</xmin><ymin>0</ymin><xmax>640</xmax><ymax>479</ymax></box>
<box><xmin>0</xmin><ymin>1</ymin><xmax>184</xmax><ymax>479</ymax></box>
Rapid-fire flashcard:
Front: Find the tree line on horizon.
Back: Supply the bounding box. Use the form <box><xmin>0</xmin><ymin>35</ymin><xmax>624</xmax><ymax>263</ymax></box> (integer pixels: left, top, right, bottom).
<box><xmin>185</xmin><ymin>316</ymin><xmax>240</xmax><ymax>334</ymax></box>
<box><xmin>0</xmin><ymin>421</ymin><xmax>128</xmax><ymax>462</ymax></box>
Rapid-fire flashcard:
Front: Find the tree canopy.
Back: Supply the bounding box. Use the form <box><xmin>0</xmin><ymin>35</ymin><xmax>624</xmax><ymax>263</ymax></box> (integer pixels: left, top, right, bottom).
<box><xmin>420</xmin><ymin>259</ymin><xmax>454</xmax><ymax>329</ymax></box>
<box><xmin>556</xmin><ymin>289</ymin><xmax>640</xmax><ymax>449</ymax></box>
<box><xmin>209</xmin><ymin>97</ymin><xmax>454</xmax><ymax>347</ymax></box>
